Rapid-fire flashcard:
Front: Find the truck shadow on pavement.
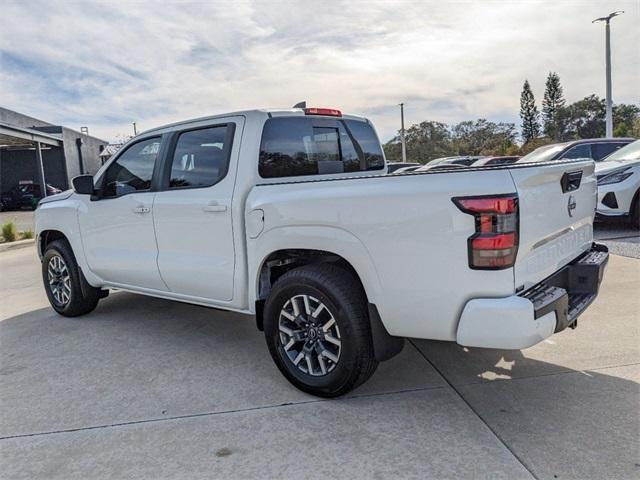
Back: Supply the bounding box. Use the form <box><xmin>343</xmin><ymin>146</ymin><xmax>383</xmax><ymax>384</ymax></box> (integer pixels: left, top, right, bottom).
<box><xmin>412</xmin><ymin>339</ymin><xmax>639</xmax><ymax>478</ymax></box>
<box><xmin>1</xmin><ymin>292</ymin><xmax>638</xmax><ymax>478</ymax></box>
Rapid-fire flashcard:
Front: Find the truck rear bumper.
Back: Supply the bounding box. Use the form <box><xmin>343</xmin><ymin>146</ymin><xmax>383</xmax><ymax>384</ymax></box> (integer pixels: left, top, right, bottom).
<box><xmin>456</xmin><ymin>243</ymin><xmax>609</xmax><ymax>350</ymax></box>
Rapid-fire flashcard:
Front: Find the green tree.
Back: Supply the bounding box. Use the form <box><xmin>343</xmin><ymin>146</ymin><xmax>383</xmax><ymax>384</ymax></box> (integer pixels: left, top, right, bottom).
<box><xmin>450</xmin><ymin>119</ymin><xmax>517</xmax><ymax>155</ymax></box>
<box><xmin>542</xmin><ymin>72</ymin><xmax>566</xmax><ymax>140</ymax></box>
<box><xmin>384</xmin><ymin>121</ymin><xmax>451</xmax><ymax>163</ymax></box>
<box><xmin>555</xmin><ymin>96</ymin><xmax>639</xmax><ymax>140</ymax></box>
<box><xmin>561</xmin><ymin>94</ymin><xmax>605</xmax><ymax>139</ymax></box>
<box><xmin>382</xmin><ymin>137</ymin><xmax>402</xmax><ymax>161</ymax></box>
<box><xmin>613</xmin><ymin>104</ymin><xmax>640</xmax><ymax>137</ymax></box>
<box><xmin>520</xmin><ymin>80</ymin><xmax>540</xmax><ymax>143</ymax></box>
<box><xmin>629</xmin><ymin>117</ymin><xmax>640</xmax><ymax>138</ymax></box>
<box><xmin>517</xmin><ymin>137</ymin><xmax>555</xmax><ymax>155</ymax></box>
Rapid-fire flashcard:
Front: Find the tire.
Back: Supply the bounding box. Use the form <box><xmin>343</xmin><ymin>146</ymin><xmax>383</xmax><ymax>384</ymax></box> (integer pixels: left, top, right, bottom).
<box><xmin>263</xmin><ymin>263</ymin><xmax>378</xmax><ymax>397</ymax></box>
<box><xmin>42</xmin><ymin>239</ymin><xmax>101</xmax><ymax>317</ymax></box>
<box><xmin>630</xmin><ymin>191</ymin><xmax>639</xmax><ymax>229</ymax></box>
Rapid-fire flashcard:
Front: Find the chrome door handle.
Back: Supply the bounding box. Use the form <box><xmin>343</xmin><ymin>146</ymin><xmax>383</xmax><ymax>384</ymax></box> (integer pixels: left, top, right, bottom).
<box><xmin>133</xmin><ymin>206</ymin><xmax>150</xmax><ymax>214</ymax></box>
<box><xmin>203</xmin><ymin>203</ymin><xmax>227</xmax><ymax>213</ymax></box>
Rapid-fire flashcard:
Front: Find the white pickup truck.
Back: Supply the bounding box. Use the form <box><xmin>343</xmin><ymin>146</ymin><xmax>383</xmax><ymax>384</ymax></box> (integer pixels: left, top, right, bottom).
<box><xmin>35</xmin><ymin>107</ymin><xmax>608</xmax><ymax>396</ymax></box>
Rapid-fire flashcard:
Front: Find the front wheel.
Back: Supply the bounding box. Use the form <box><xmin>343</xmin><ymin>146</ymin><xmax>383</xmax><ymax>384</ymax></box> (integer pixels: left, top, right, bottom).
<box><xmin>42</xmin><ymin>240</ymin><xmax>102</xmax><ymax>317</ymax></box>
<box><xmin>263</xmin><ymin>264</ymin><xmax>378</xmax><ymax>397</ymax></box>
<box><xmin>630</xmin><ymin>192</ymin><xmax>639</xmax><ymax>229</ymax></box>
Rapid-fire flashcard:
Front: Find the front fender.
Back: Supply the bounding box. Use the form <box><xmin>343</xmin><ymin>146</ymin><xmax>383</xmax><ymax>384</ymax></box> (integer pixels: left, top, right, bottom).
<box><xmin>35</xmin><ymin>197</ymin><xmax>102</xmax><ymax>287</ymax></box>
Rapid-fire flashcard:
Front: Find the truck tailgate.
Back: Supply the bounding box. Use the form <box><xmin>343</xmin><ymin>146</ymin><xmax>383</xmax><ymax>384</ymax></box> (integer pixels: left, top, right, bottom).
<box><xmin>510</xmin><ymin>159</ymin><xmax>597</xmax><ymax>290</ymax></box>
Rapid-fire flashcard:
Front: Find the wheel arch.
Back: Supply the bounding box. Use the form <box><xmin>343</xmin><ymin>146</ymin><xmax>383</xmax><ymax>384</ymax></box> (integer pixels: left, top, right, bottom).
<box><xmin>250</xmin><ymin>226</ymin><xmax>402</xmax><ymax>362</ymax></box>
<box><xmin>250</xmin><ymin>225</ymin><xmax>383</xmax><ymax>312</ymax></box>
<box><xmin>38</xmin><ymin>229</ymin><xmax>69</xmax><ymax>258</ymax></box>
<box><xmin>255</xmin><ymin>247</ymin><xmax>369</xmax><ymax>305</ymax></box>
<box><xmin>253</xmin><ymin>246</ymin><xmax>402</xmax><ymax>362</ymax></box>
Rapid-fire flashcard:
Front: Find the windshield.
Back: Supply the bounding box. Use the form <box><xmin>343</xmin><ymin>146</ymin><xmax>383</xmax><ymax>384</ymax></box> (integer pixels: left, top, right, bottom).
<box><xmin>518</xmin><ymin>144</ymin><xmax>566</xmax><ymax>163</ymax></box>
<box><xmin>599</xmin><ymin>140</ymin><xmax>640</xmax><ymax>164</ymax></box>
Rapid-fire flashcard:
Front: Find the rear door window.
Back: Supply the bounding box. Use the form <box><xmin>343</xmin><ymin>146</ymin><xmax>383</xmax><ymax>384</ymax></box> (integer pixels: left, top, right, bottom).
<box><xmin>259</xmin><ymin>117</ymin><xmax>384</xmax><ymax>178</ymax></box>
<box><xmin>166</xmin><ymin>125</ymin><xmax>233</xmax><ymax>189</ymax></box>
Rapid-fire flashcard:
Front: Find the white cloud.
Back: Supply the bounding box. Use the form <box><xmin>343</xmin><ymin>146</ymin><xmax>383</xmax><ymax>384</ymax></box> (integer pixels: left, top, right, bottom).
<box><xmin>0</xmin><ymin>0</ymin><xmax>638</xmax><ymax>142</ymax></box>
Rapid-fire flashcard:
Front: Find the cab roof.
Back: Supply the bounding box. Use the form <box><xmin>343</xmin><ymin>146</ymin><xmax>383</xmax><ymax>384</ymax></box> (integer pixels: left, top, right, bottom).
<box><xmin>140</xmin><ymin>108</ymin><xmax>368</xmax><ymax>136</ymax></box>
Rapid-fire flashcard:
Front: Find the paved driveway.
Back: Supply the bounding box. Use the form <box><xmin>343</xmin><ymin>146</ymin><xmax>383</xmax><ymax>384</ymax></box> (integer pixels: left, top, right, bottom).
<box><xmin>594</xmin><ymin>221</ymin><xmax>640</xmax><ymax>258</ymax></box>
<box><xmin>0</xmin><ymin>248</ymin><xmax>638</xmax><ymax>479</ymax></box>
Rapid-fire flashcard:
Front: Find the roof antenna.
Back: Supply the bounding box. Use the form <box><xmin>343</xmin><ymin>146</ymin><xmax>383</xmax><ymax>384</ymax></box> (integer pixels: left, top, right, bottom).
<box><xmin>293</xmin><ymin>101</ymin><xmax>306</xmax><ymax>109</ymax></box>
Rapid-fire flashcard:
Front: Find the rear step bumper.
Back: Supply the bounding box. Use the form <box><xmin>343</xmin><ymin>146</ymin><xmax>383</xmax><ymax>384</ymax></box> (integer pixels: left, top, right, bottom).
<box><xmin>520</xmin><ymin>243</ymin><xmax>609</xmax><ymax>333</ymax></box>
<box><xmin>456</xmin><ymin>243</ymin><xmax>609</xmax><ymax>350</ymax></box>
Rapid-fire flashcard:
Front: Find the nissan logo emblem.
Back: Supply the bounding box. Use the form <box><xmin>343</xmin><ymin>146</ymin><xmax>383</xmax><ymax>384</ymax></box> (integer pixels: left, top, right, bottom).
<box><xmin>567</xmin><ymin>195</ymin><xmax>576</xmax><ymax>217</ymax></box>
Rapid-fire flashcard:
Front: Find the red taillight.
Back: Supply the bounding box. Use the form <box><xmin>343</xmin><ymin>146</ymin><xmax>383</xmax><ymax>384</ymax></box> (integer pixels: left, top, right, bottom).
<box><xmin>303</xmin><ymin>107</ymin><xmax>342</xmax><ymax>117</ymax></box>
<box><xmin>471</xmin><ymin>233</ymin><xmax>516</xmax><ymax>250</ymax></box>
<box><xmin>453</xmin><ymin>194</ymin><xmax>519</xmax><ymax>270</ymax></box>
<box><xmin>456</xmin><ymin>197</ymin><xmax>516</xmax><ymax>214</ymax></box>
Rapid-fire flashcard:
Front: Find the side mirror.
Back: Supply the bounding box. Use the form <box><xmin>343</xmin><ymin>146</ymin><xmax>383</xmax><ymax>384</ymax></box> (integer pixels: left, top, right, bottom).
<box><xmin>72</xmin><ymin>175</ymin><xmax>94</xmax><ymax>195</ymax></box>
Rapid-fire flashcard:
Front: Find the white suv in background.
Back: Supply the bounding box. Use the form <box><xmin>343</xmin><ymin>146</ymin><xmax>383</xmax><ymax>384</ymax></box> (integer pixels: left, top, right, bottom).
<box><xmin>596</xmin><ymin>140</ymin><xmax>640</xmax><ymax>228</ymax></box>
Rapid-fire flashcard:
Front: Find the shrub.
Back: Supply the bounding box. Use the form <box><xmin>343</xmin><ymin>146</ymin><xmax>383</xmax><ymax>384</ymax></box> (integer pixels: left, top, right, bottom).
<box><xmin>22</xmin><ymin>230</ymin><xmax>34</xmax><ymax>239</ymax></box>
<box><xmin>2</xmin><ymin>221</ymin><xmax>17</xmax><ymax>242</ymax></box>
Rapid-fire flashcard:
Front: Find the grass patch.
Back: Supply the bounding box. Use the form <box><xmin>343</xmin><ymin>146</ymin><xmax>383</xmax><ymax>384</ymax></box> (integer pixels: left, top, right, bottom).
<box><xmin>1</xmin><ymin>221</ymin><xmax>17</xmax><ymax>242</ymax></box>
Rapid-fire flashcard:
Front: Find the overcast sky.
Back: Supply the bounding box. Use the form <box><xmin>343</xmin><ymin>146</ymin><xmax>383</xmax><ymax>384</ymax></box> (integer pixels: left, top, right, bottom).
<box><xmin>1</xmin><ymin>0</ymin><xmax>638</xmax><ymax>143</ymax></box>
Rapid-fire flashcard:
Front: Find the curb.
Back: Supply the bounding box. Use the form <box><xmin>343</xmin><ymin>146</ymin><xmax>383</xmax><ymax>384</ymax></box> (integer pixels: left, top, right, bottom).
<box><xmin>0</xmin><ymin>238</ymin><xmax>36</xmax><ymax>253</ymax></box>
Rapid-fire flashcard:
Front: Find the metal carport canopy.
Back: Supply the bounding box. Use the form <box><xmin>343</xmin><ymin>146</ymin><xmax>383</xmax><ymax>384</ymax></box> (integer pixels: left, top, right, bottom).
<box><xmin>0</xmin><ymin>123</ymin><xmax>64</xmax><ymax>198</ymax></box>
<box><xmin>0</xmin><ymin>123</ymin><xmax>63</xmax><ymax>148</ymax></box>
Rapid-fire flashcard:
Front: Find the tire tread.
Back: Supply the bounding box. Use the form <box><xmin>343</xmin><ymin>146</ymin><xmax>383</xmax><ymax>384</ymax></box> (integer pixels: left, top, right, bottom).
<box><xmin>43</xmin><ymin>239</ymin><xmax>101</xmax><ymax>317</ymax></box>
<box><xmin>264</xmin><ymin>263</ymin><xmax>378</xmax><ymax>397</ymax></box>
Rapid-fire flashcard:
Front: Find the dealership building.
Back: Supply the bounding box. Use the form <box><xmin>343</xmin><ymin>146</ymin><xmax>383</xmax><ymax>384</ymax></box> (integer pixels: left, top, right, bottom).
<box><xmin>0</xmin><ymin>107</ymin><xmax>108</xmax><ymax>198</ymax></box>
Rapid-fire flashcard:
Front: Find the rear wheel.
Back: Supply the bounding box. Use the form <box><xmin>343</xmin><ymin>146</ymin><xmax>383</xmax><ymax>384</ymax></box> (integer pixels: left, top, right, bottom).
<box><xmin>263</xmin><ymin>264</ymin><xmax>378</xmax><ymax>397</ymax></box>
<box><xmin>42</xmin><ymin>240</ymin><xmax>102</xmax><ymax>317</ymax></box>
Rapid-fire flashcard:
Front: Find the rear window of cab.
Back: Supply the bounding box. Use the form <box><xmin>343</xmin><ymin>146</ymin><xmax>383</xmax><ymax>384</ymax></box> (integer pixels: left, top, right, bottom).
<box><xmin>259</xmin><ymin>117</ymin><xmax>385</xmax><ymax>178</ymax></box>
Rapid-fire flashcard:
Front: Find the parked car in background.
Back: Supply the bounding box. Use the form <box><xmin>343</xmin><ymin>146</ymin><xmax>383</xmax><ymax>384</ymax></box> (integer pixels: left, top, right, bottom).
<box><xmin>422</xmin><ymin>155</ymin><xmax>486</xmax><ymax>167</ymax></box>
<box><xmin>595</xmin><ymin>140</ymin><xmax>640</xmax><ymax>227</ymax></box>
<box><xmin>415</xmin><ymin>163</ymin><xmax>467</xmax><ymax>172</ymax></box>
<box><xmin>411</xmin><ymin>156</ymin><xmax>485</xmax><ymax>172</ymax></box>
<box><xmin>517</xmin><ymin>138</ymin><xmax>634</xmax><ymax>164</ymax></box>
<box><xmin>472</xmin><ymin>156</ymin><xmax>521</xmax><ymax>166</ymax></box>
<box><xmin>386</xmin><ymin>162</ymin><xmax>420</xmax><ymax>173</ymax></box>
<box><xmin>0</xmin><ymin>183</ymin><xmax>62</xmax><ymax>211</ymax></box>
<box><xmin>392</xmin><ymin>165</ymin><xmax>423</xmax><ymax>173</ymax></box>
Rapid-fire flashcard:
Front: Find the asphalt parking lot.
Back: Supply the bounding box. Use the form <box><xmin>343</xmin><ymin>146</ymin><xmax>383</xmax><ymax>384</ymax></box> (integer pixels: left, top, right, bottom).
<box><xmin>1</xmin><ymin>244</ymin><xmax>638</xmax><ymax>479</ymax></box>
<box><xmin>594</xmin><ymin>221</ymin><xmax>640</xmax><ymax>259</ymax></box>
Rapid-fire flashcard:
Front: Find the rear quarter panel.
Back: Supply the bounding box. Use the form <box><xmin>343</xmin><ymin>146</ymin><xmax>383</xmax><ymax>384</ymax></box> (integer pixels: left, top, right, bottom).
<box><xmin>247</xmin><ymin>169</ymin><xmax>517</xmax><ymax>341</ymax></box>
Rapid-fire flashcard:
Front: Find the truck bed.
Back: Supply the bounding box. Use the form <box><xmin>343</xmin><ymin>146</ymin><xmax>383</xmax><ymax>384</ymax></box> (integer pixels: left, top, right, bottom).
<box><xmin>247</xmin><ymin>159</ymin><xmax>596</xmax><ymax>340</ymax></box>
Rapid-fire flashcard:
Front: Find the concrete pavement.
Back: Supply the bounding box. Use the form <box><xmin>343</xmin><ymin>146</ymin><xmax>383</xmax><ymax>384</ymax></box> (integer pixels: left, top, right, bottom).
<box><xmin>0</xmin><ymin>247</ymin><xmax>638</xmax><ymax>479</ymax></box>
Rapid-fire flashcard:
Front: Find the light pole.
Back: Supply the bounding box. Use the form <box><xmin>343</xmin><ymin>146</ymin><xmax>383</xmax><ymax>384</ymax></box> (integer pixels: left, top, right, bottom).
<box><xmin>399</xmin><ymin>103</ymin><xmax>407</xmax><ymax>162</ymax></box>
<box><xmin>593</xmin><ymin>11</ymin><xmax>624</xmax><ymax>138</ymax></box>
